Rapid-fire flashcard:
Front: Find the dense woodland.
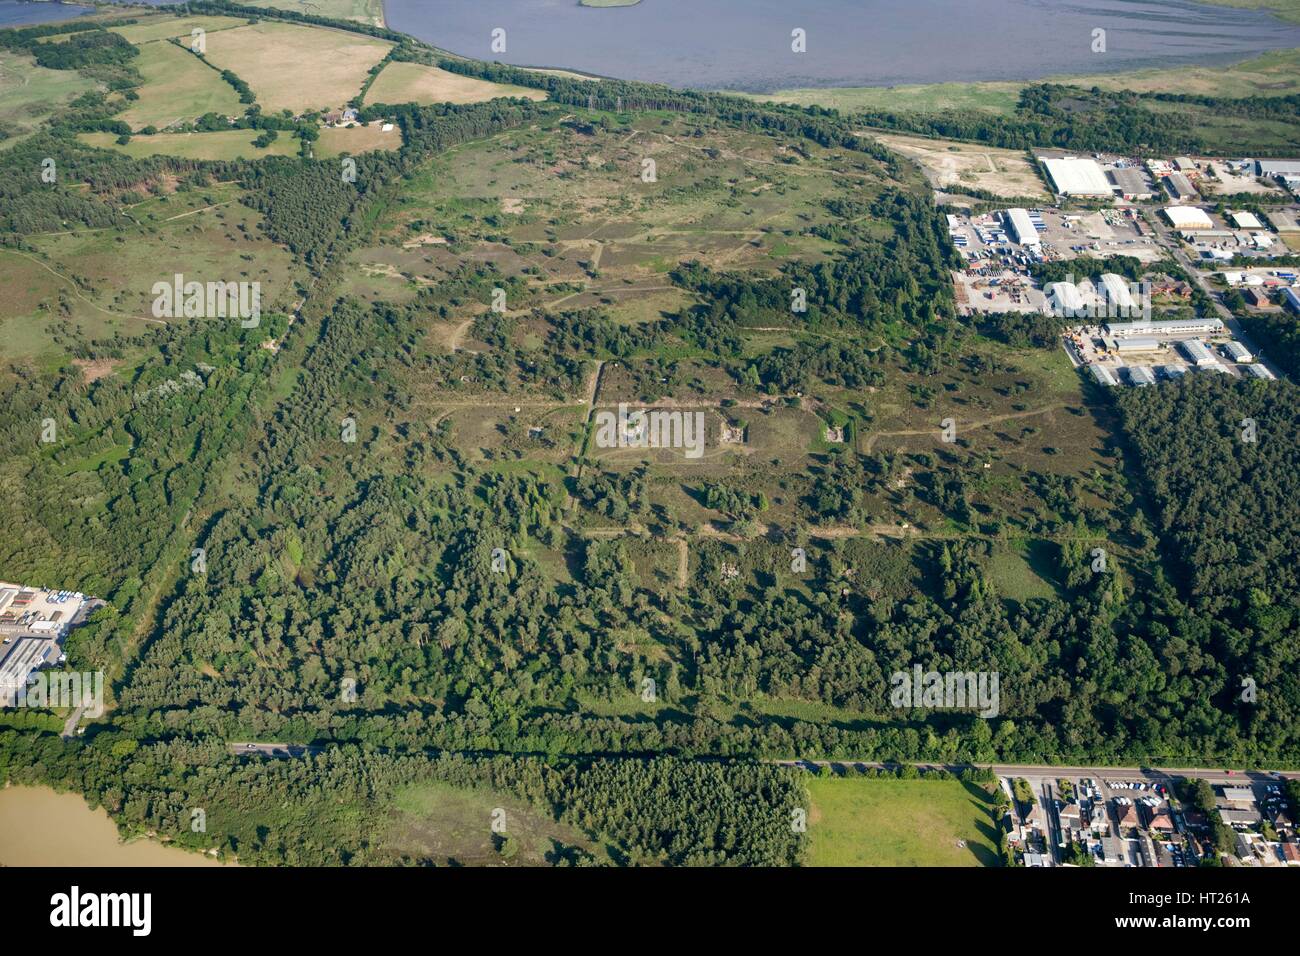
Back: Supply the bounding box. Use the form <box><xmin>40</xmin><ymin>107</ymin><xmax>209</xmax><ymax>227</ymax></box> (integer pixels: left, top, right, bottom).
<box><xmin>0</xmin><ymin>3</ymin><xmax>1297</xmax><ymax>865</ymax></box>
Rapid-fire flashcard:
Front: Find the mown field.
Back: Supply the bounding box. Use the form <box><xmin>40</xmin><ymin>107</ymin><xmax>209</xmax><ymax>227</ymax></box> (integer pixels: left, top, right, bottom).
<box><xmin>806</xmin><ymin>776</ymin><xmax>1001</xmax><ymax>866</ymax></box>
<box><xmin>114</xmin><ymin>39</ymin><xmax>244</xmax><ymax>131</ymax></box>
<box><xmin>366</xmin><ymin>61</ymin><xmax>547</xmax><ymax>107</ymax></box>
<box><xmin>199</xmin><ymin>19</ymin><xmax>392</xmax><ymax>114</ymax></box>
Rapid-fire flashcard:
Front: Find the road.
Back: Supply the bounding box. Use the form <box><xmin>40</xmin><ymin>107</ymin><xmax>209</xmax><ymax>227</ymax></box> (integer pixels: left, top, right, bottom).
<box><xmin>773</xmin><ymin>759</ymin><xmax>1296</xmax><ymax>786</ymax></box>
<box><xmin>229</xmin><ymin>742</ymin><xmax>322</xmax><ymax>759</ymax></box>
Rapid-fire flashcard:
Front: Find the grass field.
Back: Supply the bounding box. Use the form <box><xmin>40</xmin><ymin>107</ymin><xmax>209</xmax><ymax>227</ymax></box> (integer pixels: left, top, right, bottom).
<box><xmin>754</xmin><ymin>47</ymin><xmax>1300</xmax><ymax>115</ymax></box>
<box><xmin>108</xmin><ymin>14</ymin><xmax>251</xmax><ymax>46</ymax></box>
<box><xmin>116</xmin><ymin>41</ymin><xmax>245</xmax><ymax>131</ymax></box>
<box><xmin>79</xmin><ymin>130</ymin><xmax>300</xmax><ymax>161</ymax></box>
<box><xmin>870</xmin><ymin>132</ymin><xmax>1048</xmax><ymax>199</ymax></box>
<box><xmin>380</xmin><ymin>782</ymin><xmax>600</xmax><ymax>866</ymax></box>
<box><xmin>365</xmin><ymin>61</ymin><xmax>547</xmax><ymax>106</ymax></box>
<box><xmin>199</xmin><ymin>20</ymin><xmax>392</xmax><ymax>114</ymax></box>
<box><xmin>806</xmin><ymin>777</ymin><xmax>1000</xmax><ymax>866</ymax></box>
<box><xmin>0</xmin><ymin>50</ymin><xmax>99</xmax><ymax>147</ymax></box>
<box><xmin>314</xmin><ymin>122</ymin><xmax>402</xmax><ymax>158</ymax></box>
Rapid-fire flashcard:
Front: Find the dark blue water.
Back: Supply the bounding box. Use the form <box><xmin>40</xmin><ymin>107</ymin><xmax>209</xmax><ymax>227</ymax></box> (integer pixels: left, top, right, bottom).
<box><xmin>384</xmin><ymin>0</ymin><xmax>1300</xmax><ymax>90</ymax></box>
<box><xmin>0</xmin><ymin>1</ymin><xmax>94</xmax><ymax>28</ymax></box>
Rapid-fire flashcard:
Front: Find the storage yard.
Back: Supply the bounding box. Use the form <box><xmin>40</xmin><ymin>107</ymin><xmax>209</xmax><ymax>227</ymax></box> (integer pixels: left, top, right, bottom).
<box><xmin>0</xmin><ymin>583</ymin><xmax>99</xmax><ymax>706</ymax></box>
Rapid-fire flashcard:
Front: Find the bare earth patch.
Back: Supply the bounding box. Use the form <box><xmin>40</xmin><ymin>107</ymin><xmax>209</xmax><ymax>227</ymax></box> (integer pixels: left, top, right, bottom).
<box><xmin>870</xmin><ymin>132</ymin><xmax>1049</xmax><ymax>199</ymax></box>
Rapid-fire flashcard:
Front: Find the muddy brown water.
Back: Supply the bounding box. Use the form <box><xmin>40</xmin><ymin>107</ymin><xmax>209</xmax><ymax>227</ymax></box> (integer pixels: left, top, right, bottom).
<box><xmin>0</xmin><ymin>785</ymin><xmax>234</xmax><ymax>866</ymax></box>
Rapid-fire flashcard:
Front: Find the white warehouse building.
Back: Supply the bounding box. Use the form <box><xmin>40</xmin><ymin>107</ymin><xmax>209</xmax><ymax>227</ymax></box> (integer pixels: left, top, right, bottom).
<box><xmin>1100</xmin><ymin>273</ymin><xmax>1137</xmax><ymax>314</ymax></box>
<box><xmin>1043</xmin><ymin>157</ymin><xmax>1113</xmax><ymax>197</ymax></box>
<box><xmin>1004</xmin><ymin>208</ymin><xmax>1040</xmax><ymax>246</ymax></box>
<box><xmin>1049</xmin><ymin>281</ymin><xmax>1085</xmax><ymax>316</ymax></box>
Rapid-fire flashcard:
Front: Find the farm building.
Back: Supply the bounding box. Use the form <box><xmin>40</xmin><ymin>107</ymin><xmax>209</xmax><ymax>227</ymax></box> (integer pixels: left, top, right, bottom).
<box><xmin>1088</xmin><ymin>364</ymin><xmax>1119</xmax><ymax>387</ymax></box>
<box><xmin>1107</xmin><ymin>167</ymin><xmax>1153</xmax><ymax>200</ymax></box>
<box><xmin>1162</xmin><ymin>206</ymin><xmax>1213</xmax><ymax>230</ymax></box>
<box><xmin>1179</xmin><ymin>339</ymin><xmax>1215</xmax><ymax>367</ymax></box>
<box><xmin>1222</xmin><ymin>341</ymin><xmax>1253</xmax><ymax>363</ymax></box>
<box><xmin>1004</xmin><ymin>208</ymin><xmax>1039</xmax><ymax>246</ymax></box>
<box><xmin>1042</xmin><ymin>157</ymin><xmax>1112</xmax><ymax>196</ymax></box>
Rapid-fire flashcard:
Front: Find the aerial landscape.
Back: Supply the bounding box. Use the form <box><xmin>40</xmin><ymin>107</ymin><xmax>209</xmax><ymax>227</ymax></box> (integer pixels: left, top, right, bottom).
<box><xmin>0</xmin><ymin>0</ymin><xmax>1298</xmax><ymax>918</ymax></box>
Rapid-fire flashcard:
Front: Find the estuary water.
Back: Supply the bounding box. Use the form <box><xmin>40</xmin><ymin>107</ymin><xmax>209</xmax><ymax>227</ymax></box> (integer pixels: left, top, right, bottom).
<box><xmin>383</xmin><ymin>0</ymin><xmax>1300</xmax><ymax>91</ymax></box>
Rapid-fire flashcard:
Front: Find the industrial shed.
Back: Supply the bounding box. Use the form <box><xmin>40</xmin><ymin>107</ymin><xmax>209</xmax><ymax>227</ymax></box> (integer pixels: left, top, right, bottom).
<box><xmin>1162</xmin><ymin>206</ymin><xmax>1213</xmax><ymax>230</ymax></box>
<box><xmin>1042</xmin><ymin>157</ymin><xmax>1112</xmax><ymax>196</ymax></box>
<box><xmin>1088</xmin><ymin>364</ymin><xmax>1119</xmax><ymax>387</ymax></box>
<box><xmin>1107</xmin><ymin>167</ymin><xmax>1152</xmax><ymax>199</ymax></box>
<box><xmin>1049</xmin><ymin>281</ymin><xmax>1085</xmax><ymax>316</ymax></box>
<box><xmin>1113</xmin><ymin>337</ymin><xmax>1161</xmax><ymax>353</ymax></box>
<box><xmin>1004</xmin><ymin>208</ymin><xmax>1040</xmax><ymax>246</ymax></box>
<box><xmin>1126</xmin><ymin>366</ymin><xmax>1156</xmax><ymax>387</ymax></box>
<box><xmin>1179</xmin><ymin>339</ymin><xmax>1215</xmax><ymax>367</ymax></box>
<box><xmin>1100</xmin><ymin>273</ymin><xmax>1137</xmax><ymax>314</ymax></box>
<box><xmin>1222</xmin><ymin>341</ymin><xmax>1253</xmax><ymax>363</ymax></box>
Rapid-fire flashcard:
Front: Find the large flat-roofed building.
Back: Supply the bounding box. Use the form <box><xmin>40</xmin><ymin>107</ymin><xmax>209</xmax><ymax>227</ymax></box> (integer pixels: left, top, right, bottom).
<box><xmin>1284</xmin><ymin>288</ymin><xmax>1300</xmax><ymax>314</ymax></box>
<box><xmin>1180</xmin><ymin>339</ymin><xmax>1215</xmax><ymax>367</ymax></box>
<box><xmin>1043</xmin><ymin>157</ymin><xmax>1113</xmax><ymax>196</ymax></box>
<box><xmin>1256</xmin><ymin>159</ymin><xmax>1300</xmax><ymax>177</ymax></box>
<box><xmin>1163</xmin><ymin>205</ymin><xmax>1213</xmax><ymax>230</ymax></box>
<box><xmin>1107</xmin><ymin>167</ymin><xmax>1153</xmax><ymax>200</ymax></box>
<box><xmin>1104</xmin><ymin>318</ymin><xmax>1223</xmax><ymax>337</ymax></box>
<box><xmin>1089</xmin><ymin>364</ymin><xmax>1119</xmax><ymax>387</ymax></box>
<box><xmin>1164</xmin><ymin>173</ymin><xmax>1197</xmax><ymax>200</ymax></box>
<box><xmin>1004</xmin><ymin>207</ymin><xmax>1040</xmax><ymax>246</ymax></box>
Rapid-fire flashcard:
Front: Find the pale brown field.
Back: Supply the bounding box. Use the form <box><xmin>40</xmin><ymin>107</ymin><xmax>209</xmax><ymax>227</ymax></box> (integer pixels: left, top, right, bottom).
<box><xmin>200</xmin><ymin>20</ymin><xmax>392</xmax><ymax>114</ymax></box>
<box><xmin>366</xmin><ymin>61</ymin><xmax>546</xmax><ymax>107</ymax></box>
